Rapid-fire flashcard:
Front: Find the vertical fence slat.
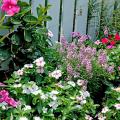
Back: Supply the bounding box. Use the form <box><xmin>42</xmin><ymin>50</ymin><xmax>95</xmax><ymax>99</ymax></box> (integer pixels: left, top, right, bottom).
<box><xmin>87</xmin><ymin>0</ymin><xmax>102</xmax><ymax>40</ymax></box>
<box><xmin>31</xmin><ymin>0</ymin><xmax>45</xmax><ymax>17</ymax></box>
<box><xmin>75</xmin><ymin>0</ymin><xmax>88</xmax><ymax>34</ymax></box>
<box><xmin>62</xmin><ymin>0</ymin><xmax>75</xmax><ymax>40</ymax></box>
<box><xmin>47</xmin><ymin>0</ymin><xmax>61</xmax><ymax>42</ymax></box>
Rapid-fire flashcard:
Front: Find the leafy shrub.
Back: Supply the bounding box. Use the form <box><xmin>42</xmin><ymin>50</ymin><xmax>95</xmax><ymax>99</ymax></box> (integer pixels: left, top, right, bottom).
<box><xmin>0</xmin><ymin>0</ymin><xmax>52</xmax><ymax>81</ymax></box>
<box><xmin>0</xmin><ymin>57</ymin><xmax>97</xmax><ymax>119</ymax></box>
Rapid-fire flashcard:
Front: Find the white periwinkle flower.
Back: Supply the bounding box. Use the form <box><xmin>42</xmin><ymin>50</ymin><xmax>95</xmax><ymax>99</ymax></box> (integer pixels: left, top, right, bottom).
<box><xmin>101</xmin><ymin>106</ymin><xmax>109</xmax><ymax>113</ymax></box>
<box><xmin>68</xmin><ymin>81</ymin><xmax>76</xmax><ymax>87</ymax></box>
<box><xmin>24</xmin><ymin>64</ymin><xmax>33</xmax><ymax>69</ymax></box>
<box><xmin>114</xmin><ymin>103</ymin><xmax>120</xmax><ymax>110</ymax></box>
<box><xmin>49</xmin><ymin>70</ymin><xmax>62</xmax><ymax>79</ymax></box>
<box><xmin>19</xmin><ymin>117</ymin><xmax>28</xmax><ymax>120</ymax></box>
<box><xmin>33</xmin><ymin>57</ymin><xmax>45</xmax><ymax>67</ymax></box>
<box><xmin>49</xmin><ymin>101</ymin><xmax>59</xmax><ymax>110</ymax></box>
<box><xmin>33</xmin><ymin>117</ymin><xmax>42</xmax><ymax>120</ymax></box>
<box><xmin>85</xmin><ymin>115</ymin><xmax>93</xmax><ymax>120</ymax></box>
<box><xmin>15</xmin><ymin>69</ymin><xmax>24</xmax><ymax>76</ymax></box>
<box><xmin>42</xmin><ymin>107</ymin><xmax>48</xmax><ymax>113</ymax></box>
<box><xmin>13</xmin><ymin>83</ymin><xmax>22</xmax><ymax>88</ymax></box>
<box><xmin>23</xmin><ymin>105</ymin><xmax>31</xmax><ymax>111</ymax></box>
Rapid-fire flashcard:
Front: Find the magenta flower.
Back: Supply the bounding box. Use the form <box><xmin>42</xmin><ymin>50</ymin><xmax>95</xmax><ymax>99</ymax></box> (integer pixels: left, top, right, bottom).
<box><xmin>107</xmin><ymin>45</ymin><xmax>114</xmax><ymax>49</ymax></box>
<box><xmin>1</xmin><ymin>0</ymin><xmax>20</xmax><ymax>16</ymax></box>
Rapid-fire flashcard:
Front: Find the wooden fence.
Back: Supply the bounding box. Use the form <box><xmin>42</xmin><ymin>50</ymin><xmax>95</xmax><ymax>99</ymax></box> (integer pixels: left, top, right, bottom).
<box><xmin>0</xmin><ymin>0</ymin><xmax>118</xmax><ymax>41</ymax></box>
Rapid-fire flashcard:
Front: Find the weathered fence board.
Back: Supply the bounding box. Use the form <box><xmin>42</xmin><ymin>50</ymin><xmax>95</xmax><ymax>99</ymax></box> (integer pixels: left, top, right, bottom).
<box><xmin>61</xmin><ymin>0</ymin><xmax>75</xmax><ymax>40</ymax></box>
<box><xmin>75</xmin><ymin>0</ymin><xmax>88</xmax><ymax>34</ymax></box>
<box><xmin>47</xmin><ymin>0</ymin><xmax>61</xmax><ymax>42</ymax></box>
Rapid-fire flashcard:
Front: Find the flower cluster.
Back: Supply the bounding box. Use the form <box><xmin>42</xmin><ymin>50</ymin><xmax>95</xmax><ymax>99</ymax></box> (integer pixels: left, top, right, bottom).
<box><xmin>1</xmin><ymin>0</ymin><xmax>20</xmax><ymax>16</ymax></box>
<box><xmin>0</xmin><ymin>56</ymin><xmax>96</xmax><ymax>119</ymax></box>
<box><xmin>96</xmin><ymin>87</ymin><xmax>120</xmax><ymax>120</ymax></box>
<box><xmin>0</xmin><ymin>90</ymin><xmax>18</xmax><ymax>108</ymax></box>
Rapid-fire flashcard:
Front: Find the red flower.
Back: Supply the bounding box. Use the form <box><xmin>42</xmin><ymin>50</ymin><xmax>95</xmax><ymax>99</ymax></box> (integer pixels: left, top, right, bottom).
<box><xmin>115</xmin><ymin>33</ymin><xmax>120</xmax><ymax>40</ymax></box>
<box><xmin>101</xmin><ymin>38</ymin><xmax>109</xmax><ymax>44</ymax></box>
<box><xmin>110</xmin><ymin>41</ymin><xmax>116</xmax><ymax>45</ymax></box>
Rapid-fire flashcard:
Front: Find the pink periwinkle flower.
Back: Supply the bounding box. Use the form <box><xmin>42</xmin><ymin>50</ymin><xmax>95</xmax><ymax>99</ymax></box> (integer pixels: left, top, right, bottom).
<box><xmin>0</xmin><ymin>90</ymin><xmax>18</xmax><ymax>107</ymax></box>
<box><xmin>67</xmin><ymin>64</ymin><xmax>74</xmax><ymax>76</ymax></box>
<box><xmin>107</xmin><ymin>45</ymin><xmax>114</xmax><ymax>49</ymax></box>
<box><xmin>1</xmin><ymin>0</ymin><xmax>20</xmax><ymax>16</ymax></box>
<box><xmin>107</xmin><ymin>65</ymin><xmax>114</xmax><ymax>73</ymax></box>
<box><xmin>94</xmin><ymin>40</ymin><xmax>101</xmax><ymax>45</ymax></box>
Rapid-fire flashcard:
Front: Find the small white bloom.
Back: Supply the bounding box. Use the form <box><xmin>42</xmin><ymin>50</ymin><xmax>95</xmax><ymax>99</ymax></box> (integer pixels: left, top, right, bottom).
<box><xmin>42</xmin><ymin>107</ymin><xmax>48</xmax><ymax>113</ymax></box>
<box><xmin>75</xmin><ymin>105</ymin><xmax>82</xmax><ymax>109</ymax></box>
<box><xmin>33</xmin><ymin>57</ymin><xmax>45</xmax><ymax>67</ymax></box>
<box><xmin>24</xmin><ymin>64</ymin><xmax>33</xmax><ymax>69</ymax></box>
<box><xmin>13</xmin><ymin>84</ymin><xmax>22</xmax><ymax>88</ymax></box>
<box><xmin>114</xmin><ymin>103</ymin><xmax>120</xmax><ymax>110</ymax></box>
<box><xmin>36</xmin><ymin>67</ymin><xmax>44</xmax><ymax>74</ymax></box>
<box><xmin>50</xmin><ymin>70</ymin><xmax>62</xmax><ymax>79</ymax></box>
<box><xmin>33</xmin><ymin>117</ymin><xmax>41</xmax><ymax>120</ymax></box>
<box><xmin>40</xmin><ymin>93</ymin><xmax>48</xmax><ymax>100</ymax></box>
<box><xmin>15</xmin><ymin>69</ymin><xmax>24</xmax><ymax>76</ymax></box>
<box><xmin>85</xmin><ymin>115</ymin><xmax>93</xmax><ymax>120</ymax></box>
<box><xmin>49</xmin><ymin>90</ymin><xmax>59</xmax><ymax>100</ymax></box>
<box><xmin>80</xmin><ymin>91</ymin><xmax>90</xmax><ymax>98</ymax></box>
<box><xmin>49</xmin><ymin>101</ymin><xmax>59</xmax><ymax>110</ymax></box>
<box><xmin>77</xmin><ymin>80</ymin><xmax>86</xmax><ymax>86</ymax></box>
<box><xmin>101</xmin><ymin>106</ymin><xmax>109</xmax><ymax>113</ymax></box>
<box><xmin>23</xmin><ymin>105</ymin><xmax>31</xmax><ymax>111</ymax></box>
<box><xmin>80</xmin><ymin>100</ymin><xmax>87</xmax><ymax>105</ymax></box>
<box><xmin>68</xmin><ymin>81</ymin><xmax>76</xmax><ymax>87</ymax></box>
<box><xmin>19</xmin><ymin>117</ymin><xmax>28</xmax><ymax>120</ymax></box>
<box><xmin>48</xmin><ymin>30</ymin><xmax>53</xmax><ymax>38</ymax></box>
<box><xmin>32</xmin><ymin>89</ymin><xmax>42</xmax><ymax>95</ymax></box>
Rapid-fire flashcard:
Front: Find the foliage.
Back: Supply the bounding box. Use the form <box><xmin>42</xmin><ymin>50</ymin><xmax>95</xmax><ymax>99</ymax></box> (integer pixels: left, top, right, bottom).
<box><xmin>0</xmin><ymin>0</ymin><xmax>52</xmax><ymax>81</ymax></box>
<box><xmin>97</xmin><ymin>87</ymin><xmax>120</xmax><ymax>120</ymax></box>
<box><xmin>0</xmin><ymin>57</ymin><xmax>97</xmax><ymax>120</ymax></box>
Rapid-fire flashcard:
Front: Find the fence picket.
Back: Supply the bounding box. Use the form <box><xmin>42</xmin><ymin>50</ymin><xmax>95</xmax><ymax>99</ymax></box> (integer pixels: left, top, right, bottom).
<box><xmin>61</xmin><ymin>0</ymin><xmax>75</xmax><ymax>41</ymax></box>
<box><xmin>75</xmin><ymin>0</ymin><xmax>88</xmax><ymax>34</ymax></box>
<box><xmin>47</xmin><ymin>0</ymin><xmax>61</xmax><ymax>42</ymax></box>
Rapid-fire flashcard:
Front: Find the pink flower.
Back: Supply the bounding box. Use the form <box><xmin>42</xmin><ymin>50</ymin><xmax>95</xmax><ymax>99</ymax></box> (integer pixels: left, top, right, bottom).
<box><xmin>0</xmin><ymin>82</ymin><xmax>6</xmax><ymax>86</ymax></box>
<box><xmin>0</xmin><ymin>90</ymin><xmax>9</xmax><ymax>97</ymax></box>
<box><xmin>94</xmin><ymin>40</ymin><xmax>101</xmax><ymax>45</ymax></box>
<box><xmin>107</xmin><ymin>45</ymin><xmax>114</xmax><ymax>49</ymax></box>
<box><xmin>5</xmin><ymin>97</ymin><xmax>18</xmax><ymax>107</ymax></box>
<box><xmin>118</xmin><ymin>66</ymin><xmax>120</xmax><ymax>71</ymax></box>
<box><xmin>1</xmin><ymin>0</ymin><xmax>20</xmax><ymax>16</ymax></box>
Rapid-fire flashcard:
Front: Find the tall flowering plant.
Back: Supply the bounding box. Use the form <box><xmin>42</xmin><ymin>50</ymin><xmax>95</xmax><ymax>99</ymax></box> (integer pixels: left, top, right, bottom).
<box><xmin>0</xmin><ymin>57</ymin><xmax>97</xmax><ymax>119</ymax></box>
<box><xmin>57</xmin><ymin>33</ymin><xmax>112</xmax><ymax>103</ymax></box>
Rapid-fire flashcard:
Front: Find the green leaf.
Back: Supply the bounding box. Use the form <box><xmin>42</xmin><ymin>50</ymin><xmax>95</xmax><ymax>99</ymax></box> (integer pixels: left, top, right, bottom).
<box><xmin>24</xmin><ymin>29</ymin><xmax>32</xmax><ymax>42</ymax></box>
<box><xmin>11</xmin><ymin>18</ymin><xmax>21</xmax><ymax>25</ymax></box>
<box><xmin>23</xmin><ymin>15</ymin><xmax>38</xmax><ymax>23</ymax></box>
<box><xmin>11</xmin><ymin>34</ymin><xmax>20</xmax><ymax>45</ymax></box>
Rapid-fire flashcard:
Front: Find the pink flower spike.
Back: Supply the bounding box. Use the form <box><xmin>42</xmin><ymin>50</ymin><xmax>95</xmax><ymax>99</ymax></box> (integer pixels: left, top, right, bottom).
<box><xmin>5</xmin><ymin>97</ymin><xmax>18</xmax><ymax>107</ymax></box>
<box><xmin>1</xmin><ymin>0</ymin><xmax>20</xmax><ymax>16</ymax></box>
<box><xmin>0</xmin><ymin>90</ymin><xmax>9</xmax><ymax>97</ymax></box>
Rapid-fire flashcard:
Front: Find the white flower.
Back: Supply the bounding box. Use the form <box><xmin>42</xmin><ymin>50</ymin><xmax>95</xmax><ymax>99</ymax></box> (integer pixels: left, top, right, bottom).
<box><xmin>42</xmin><ymin>107</ymin><xmax>48</xmax><ymax>113</ymax></box>
<box><xmin>80</xmin><ymin>91</ymin><xmax>90</xmax><ymax>98</ymax></box>
<box><xmin>24</xmin><ymin>64</ymin><xmax>33</xmax><ymax>69</ymax></box>
<box><xmin>49</xmin><ymin>101</ymin><xmax>59</xmax><ymax>110</ymax></box>
<box><xmin>40</xmin><ymin>93</ymin><xmax>48</xmax><ymax>100</ymax></box>
<box><xmin>49</xmin><ymin>70</ymin><xmax>62</xmax><ymax>79</ymax></box>
<box><xmin>85</xmin><ymin>115</ymin><xmax>93</xmax><ymax>120</ymax></box>
<box><xmin>13</xmin><ymin>84</ymin><xmax>22</xmax><ymax>88</ymax></box>
<box><xmin>68</xmin><ymin>81</ymin><xmax>76</xmax><ymax>87</ymax></box>
<box><xmin>77</xmin><ymin>80</ymin><xmax>86</xmax><ymax>86</ymax></box>
<box><xmin>94</xmin><ymin>40</ymin><xmax>101</xmax><ymax>45</ymax></box>
<box><xmin>114</xmin><ymin>103</ymin><xmax>120</xmax><ymax>110</ymax></box>
<box><xmin>33</xmin><ymin>57</ymin><xmax>45</xmax><ymax>67</ymax></box>
<box><xmin>117</xmin><ymin>97</ymin><xmax>120</xmax><ymax>101</ymax></box>
<box><xmin>32</xmin><ymin>89</ymin><xmax>42</xmax><ymax>95</ymax></box>
<box><xmin>15</xmin><ymin>69</ymin><xmax>24</xmax><ymax>76</ymax></box>
<box><xmin>19</xmin><ymin>117</ymin><xmax>28</xmax><ymax>120</ymax></box>
<box><xmin>33</xmin><ymin>117</ymin><xmax>41</xmax><ymax>120</ymax></box>
<box><xmin>75</xmin><ymin>105</ymin><xmax>82</xmax><ymax>109</ymax></box>
<box><xmin>23</xmin><ymin>105</ymin><xmax>31</xmax><ymax>111</ymax></box>
<box><xmin>80</xmin><ymin>100</ymin><xmax>86</xmax><ymax>105</ymax></box>
<box><xmin>48</xmin><ymin>30</ymin><xmax>53</xmax><ymax>38</ymax></box>
<box><xmin>49</xmin><ymin>90</ymin><xmax>59</xmax><ymax>100</ymax></box>
<box><xmin>36</xmin><ymin>67</ymin><xmax>44</xmax><ymax>74</ymax></box>
<box><xmin>101</xmin><ymin>106</ymin><xmax>109</xmax><ymax>113</ymax></box>
<box><xmin>98</xmin><ymin>116</ymin><xmax>106</xmax><ymax>120</ymax></box>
